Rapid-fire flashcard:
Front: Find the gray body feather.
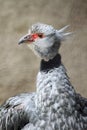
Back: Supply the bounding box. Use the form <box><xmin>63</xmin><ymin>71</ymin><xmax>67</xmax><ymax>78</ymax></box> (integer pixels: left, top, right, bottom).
<box><xmin>0</xmin><ymin>93</ymin><xmax>37</xmax><ymax>130</ymax></box>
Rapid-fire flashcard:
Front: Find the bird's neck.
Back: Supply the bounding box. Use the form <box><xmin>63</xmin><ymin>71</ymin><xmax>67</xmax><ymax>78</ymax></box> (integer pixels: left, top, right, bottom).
<box><xmin>36</xmin><ymin>53</ymin><xmax>75</xmax><ymax>115</ymax></box>
<box><xmin>40</xmin><ymin>54</ymin><xmax>61</xmax><ymax>72</ymax></box>
<box><xmin>35</xmin><ymin>55</ymin><xmax>85</xmax><ymax>130</ymax></box>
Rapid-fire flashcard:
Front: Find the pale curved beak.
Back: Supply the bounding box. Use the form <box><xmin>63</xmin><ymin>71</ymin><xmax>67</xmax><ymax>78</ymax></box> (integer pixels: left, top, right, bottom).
<box><xmin>18</xmin><ymin>34</ymin><xmax>31</xmax><ymax>45</ymax></box>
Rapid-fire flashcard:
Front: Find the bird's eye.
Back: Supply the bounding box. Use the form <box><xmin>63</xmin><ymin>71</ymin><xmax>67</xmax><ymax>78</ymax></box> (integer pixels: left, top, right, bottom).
<box><xmin>38</xmin><ymin>33</ymin><xmax>44</xmax><ymax>38</ymax></box>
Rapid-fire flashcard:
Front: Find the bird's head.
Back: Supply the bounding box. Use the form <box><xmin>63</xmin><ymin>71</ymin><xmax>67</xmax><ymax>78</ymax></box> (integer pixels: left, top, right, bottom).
<box><xmin>18</xmin><ymin>23</ymin><xmax>71</xmax><ymax>61</ymax></box>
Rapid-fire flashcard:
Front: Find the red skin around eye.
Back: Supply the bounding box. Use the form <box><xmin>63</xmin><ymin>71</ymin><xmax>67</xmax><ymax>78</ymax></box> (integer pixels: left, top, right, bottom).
<box><xmin>32</xmin><ymin>34</ymin><xmax>39</xmax><ymax>39</ymax></box>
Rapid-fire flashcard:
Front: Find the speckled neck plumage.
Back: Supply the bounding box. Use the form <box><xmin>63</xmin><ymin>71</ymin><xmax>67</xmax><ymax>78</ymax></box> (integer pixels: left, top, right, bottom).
<box><xmin>40</xmin><ymin>54</ymin><xmax>61</xmax><ymax>72</ymax></box>
<box><xmin>35</xmin><ymin>54</ymin><xmax>87</xmax><ymax>130</ymax></box>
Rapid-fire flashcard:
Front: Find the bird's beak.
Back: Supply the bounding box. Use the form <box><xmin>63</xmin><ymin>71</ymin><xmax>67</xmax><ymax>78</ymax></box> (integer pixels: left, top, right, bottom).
<box><xmin>18</xmin><ymin>33</ymin><xmax>33</xmax><ymax>45</ymax></box>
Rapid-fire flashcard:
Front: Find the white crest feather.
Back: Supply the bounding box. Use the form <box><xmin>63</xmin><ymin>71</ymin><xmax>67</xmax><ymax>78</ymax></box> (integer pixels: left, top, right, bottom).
<box><xmin>56</xmin><ymin>25</ymin><xmax>72</xmax><ymax>41</ymax></box>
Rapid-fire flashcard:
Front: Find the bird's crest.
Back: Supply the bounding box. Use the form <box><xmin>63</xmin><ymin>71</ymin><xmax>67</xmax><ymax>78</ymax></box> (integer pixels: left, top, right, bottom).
<box><xmin>56</xmin><ymin>25</ymin><xmax>72</xmax><ymax>41</ymax></box>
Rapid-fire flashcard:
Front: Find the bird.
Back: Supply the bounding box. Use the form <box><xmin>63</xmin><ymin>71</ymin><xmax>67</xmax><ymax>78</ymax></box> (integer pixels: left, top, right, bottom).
<box><xmin>0</xmin><ymin>23</ymin><xmax>87</xmax><ymax>130</ymax></box>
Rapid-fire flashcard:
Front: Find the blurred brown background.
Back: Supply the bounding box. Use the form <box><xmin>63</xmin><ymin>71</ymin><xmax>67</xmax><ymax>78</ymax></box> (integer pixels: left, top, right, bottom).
<box><xmin>0</xmin><ymin>0</ymin><xmax>87</xmax><ymax>104</ymax></box>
